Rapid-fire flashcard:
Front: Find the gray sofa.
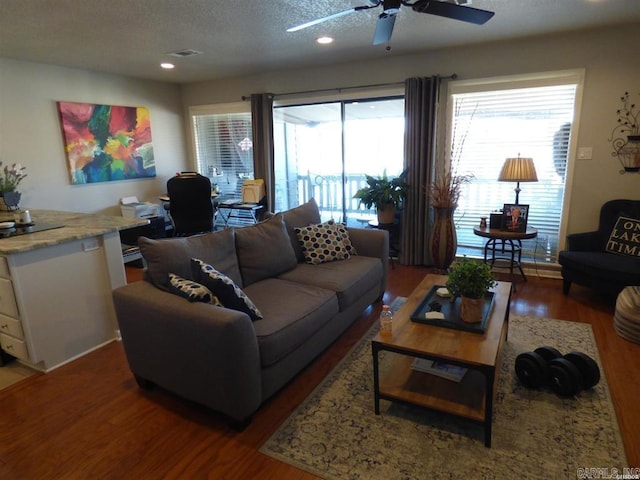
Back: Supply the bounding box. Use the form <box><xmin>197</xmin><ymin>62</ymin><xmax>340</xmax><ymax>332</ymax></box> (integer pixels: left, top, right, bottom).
<box><xmin>112</xmin><ymin>199</ymin><xmax>388</xmax><ymax>427</ymax></box>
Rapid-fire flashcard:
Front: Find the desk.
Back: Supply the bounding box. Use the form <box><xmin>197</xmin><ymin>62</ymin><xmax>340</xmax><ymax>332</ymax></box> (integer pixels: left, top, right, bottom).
<box><xmin>473</xmin><ymin>226</ymin><xmax>537</xmax><ymax>288</ymax></box>
<box><xmin>217</xmin><ymin>202</ymin><xmax>263</xmax><ymax>228</ymax></box>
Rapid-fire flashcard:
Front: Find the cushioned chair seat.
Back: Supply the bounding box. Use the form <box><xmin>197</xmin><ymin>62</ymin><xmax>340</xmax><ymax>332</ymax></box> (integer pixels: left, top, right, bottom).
<box><xmin>559</xmin><ymin>251</ymin><xmax>640</xmax><ymax>284</ymax></box>
<box><xmin>245</xmin><ymin>278</ymin><xmax>338</xmax><ymax>367</ymax></box>
<box><xmin>277</xmin><ymin>256</ymin><xmax>383</xmax><ymax>311</ymax></box>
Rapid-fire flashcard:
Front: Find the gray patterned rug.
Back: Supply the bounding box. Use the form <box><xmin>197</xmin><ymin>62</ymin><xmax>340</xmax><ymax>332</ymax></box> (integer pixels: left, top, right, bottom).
<box><xmin>260</xmin><ymin>301</ymin><xmax>627</xmax><ymax>479</ymax></box>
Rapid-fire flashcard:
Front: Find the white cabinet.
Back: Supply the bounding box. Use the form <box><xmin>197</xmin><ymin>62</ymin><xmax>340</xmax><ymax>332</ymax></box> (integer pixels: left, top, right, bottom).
<box><xmin>0</xmin><ymin>257</ymin><xmax>29</xmax><ymax>361</ymax></box>
<box><xmin>0</xmin><ymin>231</ymin><xmax>126</xmax><ymax>371</ymax></box>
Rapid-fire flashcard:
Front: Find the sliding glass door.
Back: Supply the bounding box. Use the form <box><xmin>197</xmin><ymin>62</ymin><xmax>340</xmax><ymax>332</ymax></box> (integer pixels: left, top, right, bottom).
<box><xmin>273</xmin><ymin>96</ymin><xmax>405</xmax><ymax>226</ymax></box>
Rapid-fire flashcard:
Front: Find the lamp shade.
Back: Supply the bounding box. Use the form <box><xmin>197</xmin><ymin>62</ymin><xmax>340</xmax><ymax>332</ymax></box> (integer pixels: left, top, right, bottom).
<box><xmin>498</xmin><ymin>157</ymin><xmax>538</xmax><ymax>182</ymax></box>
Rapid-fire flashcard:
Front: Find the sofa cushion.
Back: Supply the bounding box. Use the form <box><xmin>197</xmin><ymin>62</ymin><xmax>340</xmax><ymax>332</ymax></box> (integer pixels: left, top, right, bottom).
<box><xmin>234</xmin><ymin>215</ymin><xmax>298</xmax><ymax>286</ymax></box>
<box><xmin>606</xmin><ymin>216</ymin><xmax>640</xmax><ymax>258</ymax></box>
<box><xmin>559</xmin><ymin>251</ymin><xmax>640</xmax><ymax>285</ymax></box>
<box><xmin>279</xmin><ymin>198</ymin><xmax>322</xmax><ymax>262</ymax></box>
<box><xmin>168</xmin><ymin>273</ymin><xmax>222</xmax><ymax>306</ymax></box>
<box><xmin>139</xmin><ymin>228</ymin><xmax>241</xmax><ymax>290</ymax></box>
<box><xmin>295</xmin><ymin>220</ymin><xmax>353</xmax><ymax>265</ymax></box>
<box><xmin>191</xmin><ymin>258</ymin><xmax>263</xmax><ymax>320</ymax></box>
<box><xmin>244</xmin><ymin>278</ymin><xmax>339</xmax><ymax>367</ymax></box>
<box><xmin>277</xmin><ymin>255</ymin><xmax>383</xmax><ymax>311</ymax></box>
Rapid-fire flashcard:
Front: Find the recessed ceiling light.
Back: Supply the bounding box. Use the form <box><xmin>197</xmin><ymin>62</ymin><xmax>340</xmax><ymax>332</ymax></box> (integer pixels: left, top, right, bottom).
<box><xmin>317</xmin><ymin>36</ymin><xmax>334</xmax><ymax>45</ymax></box>
<box><xmin>160</xmin><ymin>63</ymin><xmax>175</xmax><ymax>69</ymax></box>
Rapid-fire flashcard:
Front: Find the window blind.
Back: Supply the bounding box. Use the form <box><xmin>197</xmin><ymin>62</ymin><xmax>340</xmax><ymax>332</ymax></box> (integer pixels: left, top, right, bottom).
<box><xmin>448</xmin><ymin>81</ymin><xmax>578</xmax><ymax>264</ymax></box>
<box><xmin>191</xmin><ymin>111</ymin><xmax>253</xmax><ymax>199</ymax></box>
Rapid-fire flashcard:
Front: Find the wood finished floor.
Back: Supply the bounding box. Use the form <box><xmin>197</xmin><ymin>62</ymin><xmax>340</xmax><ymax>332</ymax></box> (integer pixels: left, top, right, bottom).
<box><xmin>1</xmin><ymin>265</ymin><xmax>638</xmax><ymax>479</ymax></box>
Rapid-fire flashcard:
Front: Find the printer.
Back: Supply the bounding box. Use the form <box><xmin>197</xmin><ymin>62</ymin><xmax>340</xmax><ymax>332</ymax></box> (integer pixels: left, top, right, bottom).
<box><xmin>120</xmin><ymin>196</ymin><xmax>161</xmax><ymax>218</ymax></box>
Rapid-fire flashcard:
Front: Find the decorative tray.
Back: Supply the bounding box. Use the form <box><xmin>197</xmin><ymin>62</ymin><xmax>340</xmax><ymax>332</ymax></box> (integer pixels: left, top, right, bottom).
<box><xmin>410</xmin><ymin>285</ymin><xmax>495</xmax><ymax>334</ymax></box>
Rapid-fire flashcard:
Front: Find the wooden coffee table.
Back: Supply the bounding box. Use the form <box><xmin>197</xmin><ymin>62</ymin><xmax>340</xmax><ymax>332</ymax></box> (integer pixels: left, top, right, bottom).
<box><xmin>371</xmin><ymin>274</ymin><xmax>511</xmax><ymax>447</ymax></box>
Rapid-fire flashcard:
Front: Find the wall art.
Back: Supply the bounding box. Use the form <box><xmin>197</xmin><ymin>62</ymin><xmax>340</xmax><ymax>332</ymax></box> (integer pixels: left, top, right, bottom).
<box><xmin>58</xmin><ymin>101</ymin><xmax>156</xmax><ymax>184</ymax></box>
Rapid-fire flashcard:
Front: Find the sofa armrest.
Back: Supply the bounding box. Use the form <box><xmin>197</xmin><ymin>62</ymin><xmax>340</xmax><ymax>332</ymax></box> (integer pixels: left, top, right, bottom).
<box><xmin>112</xmin><ymin>281</ymin><xmax>262</xmax><ymax>422</ymax></box>
<box><xmin>347</xmin><ymin>227</ymin><xmax>389</xmax><ymax>297</ymax></box>
<box><xmin>566</xmin><ymin>230</ymin><xmax>603</xmax><ymax>252</ymax></box>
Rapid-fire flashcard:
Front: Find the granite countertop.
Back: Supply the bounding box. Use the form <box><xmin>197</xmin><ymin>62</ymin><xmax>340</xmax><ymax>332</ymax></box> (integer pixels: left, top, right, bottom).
<box><xmin>0</xmin><ymin>209</ymin><xmax>149</xmax><ymax>254</ymax></box>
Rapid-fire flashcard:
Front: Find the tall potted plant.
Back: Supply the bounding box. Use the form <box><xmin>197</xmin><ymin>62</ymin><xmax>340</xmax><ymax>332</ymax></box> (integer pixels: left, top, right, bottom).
<box><xmin>446</xmin><ymin>257</ymin><xmax>496</xmax><ymax>323</ymax></box>
<box><xmin>354</xmin><ymin>170</ymin><xmax>408</xmax><ymax>224</ymax></box>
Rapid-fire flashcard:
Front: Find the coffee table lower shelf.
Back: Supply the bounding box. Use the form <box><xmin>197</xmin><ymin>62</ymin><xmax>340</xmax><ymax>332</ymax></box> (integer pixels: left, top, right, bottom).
<box><xmin>372</xmin><ymin>346</ymin><xmax>498</xmax><ymax>447</ymax></box>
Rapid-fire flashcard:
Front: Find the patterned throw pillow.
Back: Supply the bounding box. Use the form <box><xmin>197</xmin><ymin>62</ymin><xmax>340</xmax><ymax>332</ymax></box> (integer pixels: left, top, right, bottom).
<box><xmin>190</xmin><ymin>258</ymin><xmax>263</xmax><ymax>320</ymax></box>
<box><xmin>330</xmin><ymin>221</ymin><xmax>358</xmax><ymax>256</ymax></box>
<box><xmin>295</xmin><ymin>220</ymin><xmax>356</xmax><ymax>265</ymax></box>
<box><xmin>168</xmin><ymin>273</ymin><xmax>222</xmax><ymax>305</ymax></box>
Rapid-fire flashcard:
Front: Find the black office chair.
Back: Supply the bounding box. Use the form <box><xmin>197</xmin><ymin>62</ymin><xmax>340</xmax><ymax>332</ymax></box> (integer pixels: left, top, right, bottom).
<box><xmin>166</xmin><ymin>173</ymin><xmax>214</xmax><ymax>236</ymax></box>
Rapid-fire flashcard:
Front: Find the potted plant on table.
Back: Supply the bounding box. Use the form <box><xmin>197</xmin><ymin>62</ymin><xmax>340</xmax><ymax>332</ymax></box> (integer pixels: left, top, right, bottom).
<box><xmin>0</xmin><ymin>161</ymin><xmax>27</xmax><ymax>211</ymax></box>
<box><xmin>353</xmin><ymin>170</ymin><xmax>408</xmax><ymax>224</ymax></box>
<box><xmin>445</xmin><ymin>257</ymin><xmax>496</xmax><ymax>323</ymax></box>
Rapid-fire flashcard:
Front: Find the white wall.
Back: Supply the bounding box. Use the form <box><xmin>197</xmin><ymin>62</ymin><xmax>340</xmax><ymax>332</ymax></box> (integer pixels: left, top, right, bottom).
<box><xmin>182</xmin><ymin>23</ymin><xmax>640</xmax><ymax>235</ymax></box>
<box><xmin>0</xmin><ymin>58</ymin><xmax>188</xmax><ymax>215</ymax></box>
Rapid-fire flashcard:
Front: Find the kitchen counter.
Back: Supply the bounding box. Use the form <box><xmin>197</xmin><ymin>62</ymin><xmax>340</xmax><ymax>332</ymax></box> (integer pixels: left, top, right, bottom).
<box><xmin>0</xmin><ymin>209</ymin><xmax>148</xmax><ymax>371</ymax></box>
<box><xmin>0</xmin><ymin>209</ymin><xmax>148</xmax><ymax>254</ymax></box>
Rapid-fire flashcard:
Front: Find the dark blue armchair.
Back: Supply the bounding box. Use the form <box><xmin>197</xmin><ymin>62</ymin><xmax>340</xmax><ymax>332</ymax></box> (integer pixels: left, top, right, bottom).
<box><xmin>558</xmin><ymin>199</ymin><xmax>640</xmax><ymax>297</ymax></box>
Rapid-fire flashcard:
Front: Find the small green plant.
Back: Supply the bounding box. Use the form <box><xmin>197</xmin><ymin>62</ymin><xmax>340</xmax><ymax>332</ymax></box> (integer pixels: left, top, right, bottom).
<box><xmin>353</xmin><ymin>170</ymin><xmax>409</xmax><ymax>210</ymax></box>
<box><xmin>446</xmin><ymin>257</ymin><xmax>496</xmax><ymax>299</ymax></box>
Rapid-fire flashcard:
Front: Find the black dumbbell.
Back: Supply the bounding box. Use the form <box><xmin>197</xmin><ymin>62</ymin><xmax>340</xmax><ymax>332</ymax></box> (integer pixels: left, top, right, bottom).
<box><xmin>548</xmin><ymin>351</ymin><xmax>600</xmax><ymax>398</ymax></box>
<box><xmin>514</xmin><ymin>346</ymin><xmax>563</xmax><ymax>389</ymax></box>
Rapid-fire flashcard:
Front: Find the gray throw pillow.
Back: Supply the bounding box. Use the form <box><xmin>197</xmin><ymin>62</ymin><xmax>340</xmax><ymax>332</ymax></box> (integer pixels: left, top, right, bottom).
<box><xmin>279</xmin><ymin>198</ymin><xmax>322</xmax><ymax>262</ymax></box>
<box><xmin>139</xmin><ymin>228</ymin><xmax>241</xmax><ymax>290</ymax></box>
<box><xmin>234</xmin><ymin>215</ymin><xmax>298</xmax><ymax>286</ymax></box>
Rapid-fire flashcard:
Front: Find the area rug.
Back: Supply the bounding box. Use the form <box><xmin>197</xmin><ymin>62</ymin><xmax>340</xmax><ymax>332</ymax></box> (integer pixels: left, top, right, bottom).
<box><xmin>260</xmin><ymin>300</ymin><xmax>627</xmax><ymax>479</ymax></box>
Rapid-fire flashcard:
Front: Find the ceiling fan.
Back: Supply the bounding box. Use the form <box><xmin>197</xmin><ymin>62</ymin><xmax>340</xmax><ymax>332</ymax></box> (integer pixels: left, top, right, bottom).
<box><xmin>287</xmin><ymin>0</ymin><xmax>495</xmax><ymax>45</ymax></box>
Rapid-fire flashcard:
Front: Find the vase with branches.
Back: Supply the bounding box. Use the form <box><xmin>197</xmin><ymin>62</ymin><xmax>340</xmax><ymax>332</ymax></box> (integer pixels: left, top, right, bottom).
<box><xmin>426</xmin><ymin>101</ymin><xmax>476</xmax><ymax>270</ymax></box>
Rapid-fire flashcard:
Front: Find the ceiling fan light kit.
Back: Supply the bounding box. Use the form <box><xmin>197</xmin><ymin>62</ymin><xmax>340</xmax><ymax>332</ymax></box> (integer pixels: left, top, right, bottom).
<box><xmin>287</xmin><ymin>0</ymin><xmax>495</xmax><ymax>45</ymax></box>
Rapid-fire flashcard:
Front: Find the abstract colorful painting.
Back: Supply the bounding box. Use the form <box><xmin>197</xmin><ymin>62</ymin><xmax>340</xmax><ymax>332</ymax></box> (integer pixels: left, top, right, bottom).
<box><xmin>58</xmin><ymin>101</ymin><xmax>156</xmax><ymax>184</ymax></box>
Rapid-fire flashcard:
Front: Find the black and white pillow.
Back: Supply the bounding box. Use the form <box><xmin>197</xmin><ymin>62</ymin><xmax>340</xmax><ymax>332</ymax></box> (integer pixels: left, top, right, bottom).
<box><xmin>168</xmin><ymin>273</ymin><xmax>222</xmax><ymax>306</ymax></box>
<box><xmin>294</xmin><ymin>220</ymin><xmax>354</xmax><ymax>265</ymax></box>
<box><xmin>190</xmin><ymin>258</ymin><xmax>263</xmax><ymax>320</ymax></box>
<box><xmin>330</xmin><ymin>220</ymin><xmax>358</xmax><ymax>256</ymax></box>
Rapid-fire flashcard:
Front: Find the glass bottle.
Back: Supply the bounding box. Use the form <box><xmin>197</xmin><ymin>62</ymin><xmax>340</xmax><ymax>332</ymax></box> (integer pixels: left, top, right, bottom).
<box><xmin>379</xmin><ymin>304</ymin><xmax>393</xmax><ymax>337</ymax></box>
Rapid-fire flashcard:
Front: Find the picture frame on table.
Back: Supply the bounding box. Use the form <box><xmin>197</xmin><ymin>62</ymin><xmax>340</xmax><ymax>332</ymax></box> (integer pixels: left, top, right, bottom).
<box><xmin>501</xmin><ymin>204</ymin><xmax>529</xmax><ymax>233</ymax></box>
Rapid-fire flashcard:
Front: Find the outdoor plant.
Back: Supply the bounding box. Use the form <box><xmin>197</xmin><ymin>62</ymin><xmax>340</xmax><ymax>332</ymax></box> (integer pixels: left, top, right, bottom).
<box><xmin>0</xmin><ymin>161</ymin><xmax>27</xmax><ymax>193</ymax></box>
<box><xmin>446</xmin><ymin>257</ymin><xmax>496</xmax><ymax>299</ymax></box>
<box><xmin>353</xmin><ymin>170</ymin><xmax>409</xmax><ymax>210</ymax></box>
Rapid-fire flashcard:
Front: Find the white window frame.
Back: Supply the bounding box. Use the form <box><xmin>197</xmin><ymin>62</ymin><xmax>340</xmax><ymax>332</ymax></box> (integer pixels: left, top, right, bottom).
<box><xmin>444</xmin><ymin>69</ymin><xmax>585</xmax><ymax>261</ymax></box>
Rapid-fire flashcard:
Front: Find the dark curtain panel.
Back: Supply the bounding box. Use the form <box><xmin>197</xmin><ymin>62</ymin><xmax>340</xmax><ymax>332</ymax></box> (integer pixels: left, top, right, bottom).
<box><xmin>400</xmin><ymin>76</ymin><xmax>440</xmax><ymax>265</ymax></box>
<box><xmin>250</xmin><ymin>93</ymin><xmax>275</xmax><ymax>212</ymax></box>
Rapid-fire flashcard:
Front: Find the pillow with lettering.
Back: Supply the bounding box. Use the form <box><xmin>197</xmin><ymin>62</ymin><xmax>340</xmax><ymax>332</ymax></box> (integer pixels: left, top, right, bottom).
<box><xmin>606</xmin><ymin>216</ymin><xmax>640</xmax><ymax>257</ymax></box>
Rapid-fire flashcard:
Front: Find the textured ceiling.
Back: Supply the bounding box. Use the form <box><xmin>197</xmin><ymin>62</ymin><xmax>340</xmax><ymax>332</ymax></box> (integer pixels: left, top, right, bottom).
<box><xmin>0</xmin><ymin>0</ymin><xmax>639</xmax><ymax>84</ymax></box>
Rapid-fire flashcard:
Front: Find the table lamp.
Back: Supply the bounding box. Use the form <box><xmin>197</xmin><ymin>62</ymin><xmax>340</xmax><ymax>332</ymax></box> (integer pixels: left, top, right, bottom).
<box><xmin>498</xmin><ymin>156</ymin><xmax>538</xmax><ymax>204</ymax></box>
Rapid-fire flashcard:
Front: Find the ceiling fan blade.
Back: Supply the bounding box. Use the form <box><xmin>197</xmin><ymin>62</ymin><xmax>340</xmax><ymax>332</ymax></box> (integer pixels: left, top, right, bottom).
<box><xmin>373</xmin><ymin>12</ymin><xmax>397</xmax><ymax>45</ymax></box>
<box><xmin>412</xmin><ymin>0</ymin><xmax>495</xmax><ymax>25</ymax></box>
<box><xmin>287</xmin><ymin>8</ymin><xmax>356</xmax><ymax>33</ymax></box>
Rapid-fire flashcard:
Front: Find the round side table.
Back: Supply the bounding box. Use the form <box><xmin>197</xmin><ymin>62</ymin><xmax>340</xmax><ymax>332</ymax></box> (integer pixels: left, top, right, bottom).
<box><xmin>473</xmin><ymin>226</ymin><xmax>538</xmax><ymax>289</ymax></box>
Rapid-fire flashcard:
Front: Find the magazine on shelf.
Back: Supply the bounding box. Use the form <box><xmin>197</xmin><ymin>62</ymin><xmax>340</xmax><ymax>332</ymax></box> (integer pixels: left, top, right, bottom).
<box><xmin>411</xmin><ymin>358</ymin><xmax>468</xmax><ymax>382</ymax></box>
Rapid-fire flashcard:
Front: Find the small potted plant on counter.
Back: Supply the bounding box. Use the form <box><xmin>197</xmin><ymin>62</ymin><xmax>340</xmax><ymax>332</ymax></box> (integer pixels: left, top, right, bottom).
<box><xmin>0</xmin><ymin>161</ymin><xmax>27</xmax><ymax>211</ymax></box>
<box><xmin>446</xmin><ymin>257</ymin><xmax>496</xmax><ymax>323</ymax></box>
